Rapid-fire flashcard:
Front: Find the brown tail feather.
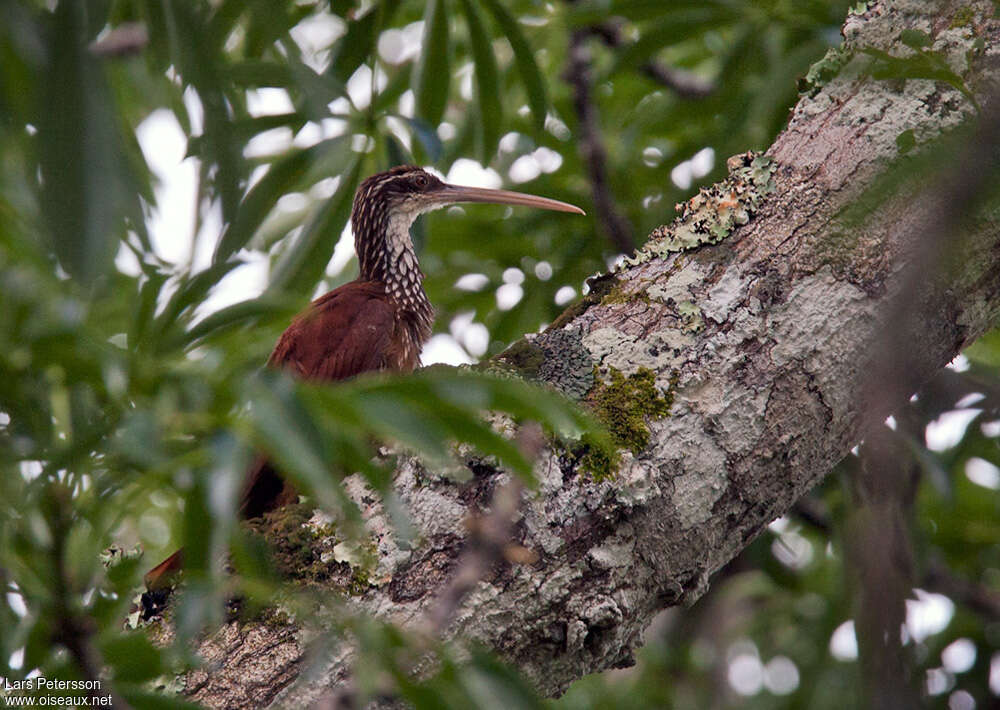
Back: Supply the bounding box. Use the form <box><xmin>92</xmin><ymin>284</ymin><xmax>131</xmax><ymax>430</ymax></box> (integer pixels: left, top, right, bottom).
<box><xmin>143</xmin><ymin>548</ymin><xmax>183</xmax><ymax>591</ymax></box>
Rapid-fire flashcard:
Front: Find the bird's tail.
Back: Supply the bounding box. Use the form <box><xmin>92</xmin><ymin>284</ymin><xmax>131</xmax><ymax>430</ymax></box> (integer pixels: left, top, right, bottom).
<box><xmin>142</xmin><ymin>455</ymin><xmax>297</xmax><ymax>593</ymax></box>
<box><xmin>143</xmin><ymin>548</ymin><xmax>183</xmax><ymax>591</ymax></box>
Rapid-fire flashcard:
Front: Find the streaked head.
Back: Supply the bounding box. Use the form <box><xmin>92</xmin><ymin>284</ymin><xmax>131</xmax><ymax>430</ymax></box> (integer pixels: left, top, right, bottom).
<box><xmin>351</xmin><ymin>165</ymin><xmax>584</xmax><ymax>233</ymax></box>
<box><xmin>350</xmin><ymin>165</ymin><xmax>584</xmax><ymax>292</ymax></box>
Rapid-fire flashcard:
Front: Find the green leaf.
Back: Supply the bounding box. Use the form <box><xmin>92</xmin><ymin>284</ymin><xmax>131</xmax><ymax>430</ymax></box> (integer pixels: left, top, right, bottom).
<box><xmin>900</xmin><ymin>28</ymin><xmax>933</xmax><ymax>49</ymax></box>
<box><xmin>99</xmin><ymin>633</ymin><xmax>164</xmax><ymax>684</ymax></box>
<box><xmin>459</xmin><ymin>0</ymin><xmax>502</xmax><ymax>164</ymax></box>
<box><xmin>413</xmin><ymin>0</ymin><xmax>451</xmax><ymax>128</ymax></box>
<box><xmin>214</xmin><ymin>136</ymin><xmax>349</xmax><ymax>263</ymax></box>
<box><xmin>328</xmin><ymin>0</ymin><xmax>401</xmax><ymax>83</ymax></box>
<box><xmin>38</xmin><ymin>0</ymin><xmax>136</xmax><ymax>286</ymax></box>
<box><xmin>267</xmin><ymin>157</ymin><xmax>362</xmax><ymax>295</ymax></box>
<box><xmin>168</xmin><ymin>294</ymin><xmax>297</xmax><ymax>349</ymax></box>
<box><xmin>895</xmin><ymin>129</ymin><xmax>916</xmax><ymax>154</ymax></box>
<box><xmin>400</xmin><ymin>115</ymin><xmax>444</xmax><ymax>162</ymax></box>
<box><xmin>480</xmin><ymin>0</ymin><xmax>548</xmax><ymax>130</ymax></box>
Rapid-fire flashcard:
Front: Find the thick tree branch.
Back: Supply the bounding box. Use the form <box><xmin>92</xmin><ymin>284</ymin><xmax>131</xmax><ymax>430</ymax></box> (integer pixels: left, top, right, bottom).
<box><xmin>167</xmin><ymin>3</ymin><xmax>1000</xmax><ymax>707</ymax></box>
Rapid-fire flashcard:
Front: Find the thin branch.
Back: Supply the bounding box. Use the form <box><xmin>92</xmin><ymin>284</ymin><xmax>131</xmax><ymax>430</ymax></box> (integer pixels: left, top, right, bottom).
<box><xmin>565</xmin><ymin>29</ymin><xmax>635</xmax><ymax>254</ymax></box>
<box><xmin>588</xmin><ymin>21</ymin><xmax>715</xmax><ymax>99</ymax></box>
<box><xmin>924</xmin><ymin>558</ymin><xmax>1000</xmax><ymax>621</ymax></box>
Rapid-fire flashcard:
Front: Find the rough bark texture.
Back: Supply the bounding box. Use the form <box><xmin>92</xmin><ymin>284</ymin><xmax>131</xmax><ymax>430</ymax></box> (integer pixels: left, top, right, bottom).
<box><xmin>172</xmin><ymin>2</ymin><xmax>1000</xmax><ymax>707</ymax></box>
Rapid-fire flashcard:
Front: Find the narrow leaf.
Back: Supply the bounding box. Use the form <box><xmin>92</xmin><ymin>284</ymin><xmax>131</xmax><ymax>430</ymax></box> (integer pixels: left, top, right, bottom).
<box><xmin>267</xmin><ymin>158</ymin><xmax>361</xmax><ymax>295</ymax></box>
<box><xmin>214</xmin><ymin>137</ymin><xmax>348</xmax><ymax>263</ymax></box>
<box><xmin>480</xmin><ymin>0</ymin><xmax>547</xmax><ymax>130</ymax></box>
<box><xmin>413</xmin><ymin>0</ymin><xmax>451</xmax><ymax>127</ymax></box>
<box><xmin>459</xmin><ymin>0</ymin><xmax>502</xmax><ymax>163</ymax></box>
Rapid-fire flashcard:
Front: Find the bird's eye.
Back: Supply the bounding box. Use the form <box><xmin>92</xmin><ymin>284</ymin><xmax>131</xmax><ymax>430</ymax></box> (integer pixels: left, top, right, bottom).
<box><xmin>414</xmin><ymin>174</ymin><xmax>429</xmax><ymax>188</ymax></box>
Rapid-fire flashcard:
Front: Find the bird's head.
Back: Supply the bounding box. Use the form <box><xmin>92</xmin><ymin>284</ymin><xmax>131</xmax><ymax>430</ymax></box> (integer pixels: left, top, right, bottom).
<box><xmin>351</xmin><ymin>165</ymin><xmax>583</xmax><ymax>241</ymax></box>
<box><xmin>351</xmin><ymin>165</ymin><xmax>583</xmax><ymax>285</ymax></box>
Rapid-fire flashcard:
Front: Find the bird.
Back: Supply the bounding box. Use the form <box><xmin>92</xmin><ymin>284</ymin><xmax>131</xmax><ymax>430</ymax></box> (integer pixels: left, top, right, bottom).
<box><xmin>143</xmin><ymin>165</ymin><xmax>584</xmax><ymax>592</ymax></box>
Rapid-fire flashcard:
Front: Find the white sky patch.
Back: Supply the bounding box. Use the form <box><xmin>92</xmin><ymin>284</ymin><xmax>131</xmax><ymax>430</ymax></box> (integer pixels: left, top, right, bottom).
<box><xmin>461</xmin><ymin>323</ymin><xmax>489</xmax><ymax>357</ymax></box>
<box><xmin>948</xmin><ymin>354</ymin><xmax>971</xmax><ymax>372</ymax></box>
<box><xmin>345</xmin><ymin>64</ymin><xmax>387</xmax><ymax>111</ymax></box>
<box><xmin>966</xmin><ymin>457</ymin><xmax>1000</xmax><ymax>489</ymax></box>
<box><xmin>290</xmin><ymin>13</ymin><xmax>345</xmax><ymax>71</ymax></box>
<box><xmin>941</xmin><ymin>638</ymin><xmax>976</xmax><ymax>674</ymax></box>
<box><xmin>534</xmin><ymin>261</ymin><xmax>553</xmax><ymax>280</ymax></box>
<box><xmin>245</xmin><ymin>128</ymin><xmax>295</xmax><ymax>158</ymax></box>
<box><xmin>328</xmin><ymin>221</ymin><xmax>357</xmax><ymax>277</ymax></box>
<box><xmin>926</xmin><ymin>667</ymin><xmax>954</xmax><ymax>696</ymax></box>
<box><xmin>509</xmin><ymin>154</ymin><xmax>541</xmax><ymax>183</ymax></box>
<box><xmin>398</xmin><ymin>89</ymin><xmax>415</xmax><ymax>118</ymax></box>
<box><xmin>247</xmin><ymin>88</ymin><xmax>294</xmax><ymax>116</ymax></box>
<box><xmin>455</xmin><ymin>273</ymin><xmax>489</xmax><ymax>292</ymax></box>
<box><xmin>763</xmin><ymin>656</ymin><xmax>799</xmax><ymax>695</ymax></box>
<box><xmin>885</xmin><ymin>414</ymin><xmax>897</xmax><ymax>430</ymax></box>
<box><xmin>502</xmin><ymin>267</ymin><xmax>524</xmax><ymax>285</ymax></box>
<box><xmin>990</xmin><ymin>652</ymin><xmax>1000</xmax><ymax>695</ymax></box>
<box><xmin>727</xmin><ymin>645</ymin><xmax>764</xmax><ymax>696</ymax></box>
<box><xmin>955</xmin><ymin>392</ymin><xmax>985</xmax><ymax>408</ymax></box>
<box><xmin>926</xmin><ymin>409</ymin><xmax>981</xmax><ymax>451</ymax></box>
<box><xmin>294</xmin><ymin>121</ymin><xmax>324</xmax><ymax>148</ymax></box>
<box><xmin>906</xmin><ymin>589</ymin><xmax>955</xmax><ymax>643</ymax></box>
<box><xmin>437</xmin><ymin>122</ymin><xmax>457</xmax><ymax>141</ymax></box>
<box><xmin>7</xmin><ymin>590</ymin><xmax>27</xmax><ymax>617</ymax></box>
<box><xmin>136</xmin><ymin>109</ymin><xmax>197</xmax><ymax>266</ymax></box>
<box><xmin>771</xmin><ymin>529</ymin><xmax>814</xmax><ymax>570</ymax></box>
<box><xmin>554</xmin><ymin>285</ymin><xmax>576</xmax><ymax>306</ymax></box>
<box><xmin>948</xmin><ymin>690</ymin><xmax>975</xmax><ymax>710</ymax></box>
<box><xmin>671</xmin><ymin>147</ymin><xmax>715</xmax><ymax>190</ymax></box>
<box><xmin>499</xmin><ymin>132</ymin><xmax>522</xmax><ymax>153</ymax></box>
<box><xmin>9</xmin><ymin>647</ymin><xmax>24</xmax><ymax>670</ymax></box>
<box><xmin>533</xmin><ymin>147</ymin><xmax>563</xmax><ymax>173</ymax></box>
<box><xmin>198</xmin><ymin>252</ymin><xmax>269</xmax><ymax>316</ymax></box>
<box><xmin>830</xmin><ymin>620</ymin><xmax>858</xmax><ymax>661</ymax></box>
<box><xmin>981</xmin><ymin>420</ymin><xmax>1000</xmax><ymax>437</ymax></box>
<box><xmin>377</xmin><ymin>21</ymin><xmax>424</xmax><ymax>65</ymax></box>
<box><xmin>446</xmin><ymin>159</ymin><xmax>502</xmax><ymax>188</ymax></box>
<box><xmin>422</xmin><ymin>333</ymin><xmax>473</xmax><ymax>366</ymax></box>
<box><xmin>496</xmin><ymin>283</ymin><xmax>523</xmax><ymax>310</ymax></box>
<box><xmin>642</xmin><ymin>146</ymin><xmax>663</xmax><ymax>167</ymax></box>
<box><xmin>449</xmin><ymin>311</ymin><xmax>475</xmax><ymax>339</ymax></box>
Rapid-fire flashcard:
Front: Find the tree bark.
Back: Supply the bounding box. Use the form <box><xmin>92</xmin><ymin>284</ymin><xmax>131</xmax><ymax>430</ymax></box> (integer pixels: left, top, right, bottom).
<box><xmin>171</xmin><ymin>2</ymin><xmax>1000</xmax><ymax>707</ymax></box>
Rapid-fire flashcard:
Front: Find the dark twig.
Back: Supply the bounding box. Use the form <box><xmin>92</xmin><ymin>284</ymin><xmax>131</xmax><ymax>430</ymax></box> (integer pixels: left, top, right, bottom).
<box><xmin>924</xmin><ymin>558</ymin><xmax>1000</xmax><ymax>621</ymax></box>
<box><xmin>565</xmin><ymin>29</ymin><xmax>635</xmax><ymax>255</ymax></box>
<box><xmin>588</xmin><ymin>21</ymin><xmax>715</xmax><ymax>99</ymax></box>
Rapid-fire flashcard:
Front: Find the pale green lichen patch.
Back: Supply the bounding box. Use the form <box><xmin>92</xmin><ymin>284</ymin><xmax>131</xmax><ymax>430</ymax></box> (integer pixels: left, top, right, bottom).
<box><xmin>800</xmin><ymin>46</ymin><xmax>854</xmax><ymax>96</ymax></box>
<box><xmin>618</xmin><ymin>152</ymin><xmax>777</xmax><ymax>270</ymax></box>
<box><xmin>577</xmin><ymin>367</ymin><xmax>677</xmax><ymax>479</ymax></box>
<box><xmin>677</xmin><ymin>301</ymin><xmax>704</xmax><ymax>333</ymax></box>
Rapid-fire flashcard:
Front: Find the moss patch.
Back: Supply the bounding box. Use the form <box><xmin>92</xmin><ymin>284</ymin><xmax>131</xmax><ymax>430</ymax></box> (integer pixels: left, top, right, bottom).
<box><xmin>243</xmin><ymin>503</ymin><xmax>370</xmax><ymax>593</ymax></box>
<box><xmin>578</xmin><ymin>367</ymin><xmax>676</xmax><ymax>479</ymax></box>
<box><xmin>545</xmin><ymin>272</ymin><xmax>619</xmax><ymax>332</ymax></box>
<box><xmin>949</xmin><ymin>7</ymin><xmax>975</xmax><ymax>29</ymax></box>
<box><xmin>493</xmin><ymin>338</ymin><xmax>545</xmax><ymax>378</ymax></box>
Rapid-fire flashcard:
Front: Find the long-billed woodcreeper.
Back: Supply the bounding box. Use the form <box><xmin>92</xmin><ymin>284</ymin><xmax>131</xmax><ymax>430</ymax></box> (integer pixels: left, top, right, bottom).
<box><xmin>144</xmin><ymin>165</ymin><xmax>584</xmax><ymax>590</ymax></box>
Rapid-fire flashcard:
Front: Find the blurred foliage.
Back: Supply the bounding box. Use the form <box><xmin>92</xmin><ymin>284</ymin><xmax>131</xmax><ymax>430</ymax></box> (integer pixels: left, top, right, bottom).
<box><xmin>1</xmin><ymin>0</ymin><xmax>997</xmax><ymax>708</ymax></box>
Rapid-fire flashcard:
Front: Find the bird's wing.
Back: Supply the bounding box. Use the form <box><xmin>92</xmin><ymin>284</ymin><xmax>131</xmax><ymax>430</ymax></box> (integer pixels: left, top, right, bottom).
<box><xmin>267</xmin><ymin>281</ymin><xmax>395</xmax><ymax>382</ymax></box>
<box><xmin>238</xmin><ymin>282</ymin><xmax>396</xmax><ymax>519</ymax></box>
